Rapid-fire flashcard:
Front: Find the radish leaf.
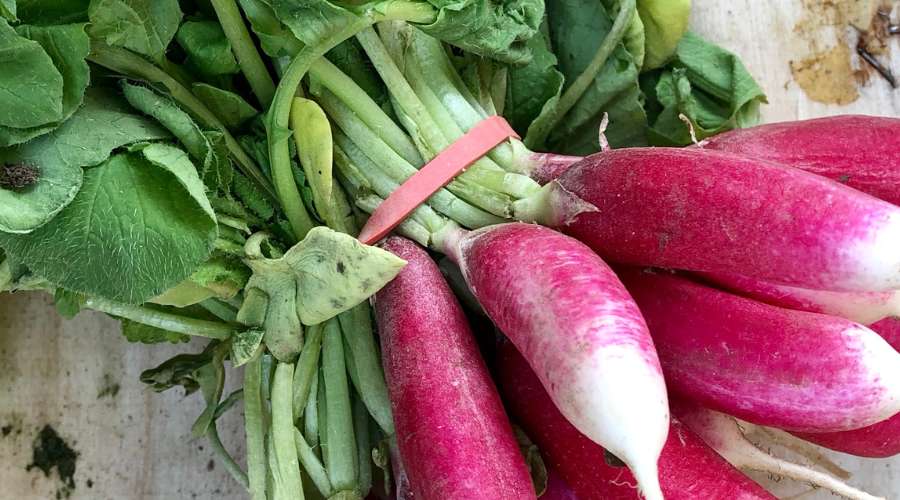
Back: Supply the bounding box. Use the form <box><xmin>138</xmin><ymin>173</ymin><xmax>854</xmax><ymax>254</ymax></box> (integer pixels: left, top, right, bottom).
<box><xmin>88</xmin><ymin>0</ymin><xmax>182</xmax><ymax>63</ymax></box>
<box><xmin>0</xmin><ymin>144</ymin><xmax>217</xmax><ymax>303</ymax></box>
<box><xmin>0</xmin><ymin>88</ymin><xmax>170</xmax><ymax>233</ymax></box>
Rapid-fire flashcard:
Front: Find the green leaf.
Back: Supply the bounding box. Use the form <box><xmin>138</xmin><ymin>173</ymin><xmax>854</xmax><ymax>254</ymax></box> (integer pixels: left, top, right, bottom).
<box><xmin>0</xmin><ymin>20</ymin><xmax>62</xmax><ymax>128</ymax></box>
<box><xmin>646</xmin><ymin>32</ymin><xmax>766</xmax><ymax>146</ymax></box>
<box><xmin>121</xmin><ymin>82</ymin><xmax>233</xmax><ymax>191</ymax></box>
<box><xmin>291</xmin><ymin>98</ymin><xmax>333</xmax><ymax>224</ymax></box>
<box><xmin>140</xmin><ymin>349</ymin><xmax>212</xmax><ymax>392</ymax></box>
<box><xmin>0</xmin><ymin>22</ymin><xmax>90</xmax><ymax>146</ymax></box>
<box><xmin>237</xmin><ymin>0</ymin><xmax>303</xmax><ymax>59</ymax></box>
<box><xmin>88</xmin><ymin>0</ymin><xmax>182</xmax><ymax>63</ymax></box>
<box><xmin>0</xmin><ymin>88</ymin><xmax>170</xmax><ymax>234</ymax></box>
<box><xmin>176</xmin><ymin>20</ymin><xmax>240</xmax><ymax>77</ymax></box>
<box><xmin>418</xmin><ymin>0</ymin><xmax>544</xmax><ymax>64</ymax></box>
<box><xmin>270</xmin><ymin>0</ymin><xmax>360</xmax><ymax>48</ymax></box>
<box><xmin>0</xmin><ymin>145</ymin><xmax>217</xmax><ymax>303</ymax></box>
<box><xmin>0</xmin><ymin>0</ymin><xmax>16</xmax><ymax>21</ymax></box>
<box><xmin>16</xmin><ymin>0</ymin><xmax>89</xmax><ymax>25</ymax></box>
<box><xmin>122</xmin><ymin>319</ymin><xmax>191</xmax><ymax>344</ymax></box>
<box><xmin>504</xmin><ymin>23</ymin><xmax>564</xmax><ymax>135</ymax></box>
<box><xmin>192</xmin><ymin>83</ymin><xmax>258</xmax><ymax>129</ymax></box>
<box><xmin>637</xmin><ymin>0</ymin><xmax>690</xmax><ymax>70</ymax></box>
<box><xmin>54</xmin><ymin>288</ymin><xmax>84</xmax><ymax>318</ymax></box>
<box><xmin>233</xmin><ymin>171</ymin><xmax>274</xmax><ymax>220</ymax></box>
<box><xmin>231</xmin><ymin>328</ymin><xmax>264</xmax><ymax>367</ymax></box>
<box><xmin>151</xmin><ymin>253</ymin><xmax>249</xmax><ymax>306</ymax></box>
<box><xmin>543</xmin><ymin>0</ymin><xmax>647</xmax><ymax>153</ymax></box>
<box><xmin>619</xmin><ymin>1</ymin><xmax>645</xmax><ymax>69</ymax></box>
<box><xmin>238</xmin><ymin>227</ymin><xmax>405</xmax><ymax>361</ymax></box>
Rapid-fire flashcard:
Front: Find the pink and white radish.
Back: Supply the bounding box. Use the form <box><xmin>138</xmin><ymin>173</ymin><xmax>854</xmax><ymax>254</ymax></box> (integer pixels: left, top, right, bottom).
<box><xmin>495</xmin><ymin>340</ymin><xmax>775</xmax><ymax>500</ymax></box>
<box><xmin>700</xmin><ymin>115</ymin><xmax>900</xmax><ymax>206</ymax></box>
<box><xmin>674</xmin><ymin>400</ymin><xmax>886</xmax><ymax>500</ymax></box>
<box><xmin>375</xmin><ymin>237</ymin><xmax>535</xmax><ymax>499</ymax></box>
<box><xmin>515</xmin><ymin>148</ymin><xmax>900</xmax><ymax>292</ymax></box>
<box><xmin>617</xmin><ymin>268</ymin><xmax>900</xmax><ymax>432</ymax></box>
<box><xmin>436</xmin><ymin>223</ymin><xmax>669</xmax><ymax>500</ymax></box>
<box><xmin>698</xmin><ymin>271</ymin><xmax>900</xmax><ymax>325</ymax></box>
<box><xmin>791</xmin><ymin>318</ymin><xmax>900</xmax><ymax>458</ymax></box>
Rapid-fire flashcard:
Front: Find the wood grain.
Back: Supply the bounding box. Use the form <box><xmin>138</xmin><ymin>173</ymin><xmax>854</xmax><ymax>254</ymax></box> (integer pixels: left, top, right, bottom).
<box><xmin>2</xmin><ymin>1</ymin><xmax>900</xmax><ymax>499</ymax></box>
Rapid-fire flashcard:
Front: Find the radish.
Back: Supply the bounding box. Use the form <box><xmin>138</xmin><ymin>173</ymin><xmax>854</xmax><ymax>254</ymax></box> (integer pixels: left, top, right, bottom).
<box><xmin>790</xmin><ymin>318</ymin><xmax>900</xmax><ymax>458</ymax></box>
<box><xmin>374</xmin><ymin>237</ymin><xmax>535</xmax><ymax>500</ymax></box>
<box><xmin>617</xmin><ymin>268</ymin><xmax>900</xmax><ymax>432</ymax></box>
<box><xmin>673</xmin><ymin>401</ymin><xmax>886</xmax><ymax>500</ymax></box>
<box><xmin>435</xmin><ymin>222</ymin><xmax>669</xmax><ymax>500</ymax></box>
<box><xmin>514</xmin><ymin>148</ymin><xmax>900</xmax><ymax>292</ymax></box>
<box><xmin>541</xmin><ymin>468</ymin><xmax>579</xmax><ymax>500</ymax></box>
<box><xmin>495</xmin><ymin>340</ymin><xmax>775</xmax><ymax>500</ymax></box>
<box><xmin>700</xmin><ymin>115</ymin><xmax>900</xmax><ymax>205</ymax></box>
<box><xmin>698</xmin><ymin>271</ymin><xmax>900</xmax><ymax>325</ymax></box>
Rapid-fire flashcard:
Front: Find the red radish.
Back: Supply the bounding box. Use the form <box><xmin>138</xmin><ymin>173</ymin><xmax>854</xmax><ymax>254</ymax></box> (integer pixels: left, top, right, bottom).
<box><xmin>700</xmin><ymin>115</ymin><xmax>900</xmax><ymax>205</ymax></box>
<box><xmin>698</xmin><ymin>271</ymin><xmax>900</xmax><ymax>325</ymax></box>
<box><xmin>674</xmin><ymin>401</ymin><xmax>886</xmax><ymax>500</ymax></box>
<box><xmin>374</xmin><ymin>237</ymin><xmax>535</xmax><ymax>500</ymax></box>
<box><xmin>541</xmin><ymin>468</ymin><xmax>579</xmax><ymax>500</ymax></box>
<box><xmin>436</xmin><ymin>223</ymin><xmax>669</xmax><ymax>500</ymax></box>
<box><xmin>791</xmin><ymin>318</ymin><xmax>900</xmax><ymax>458</ymax></box>
<box><xmin>495</xmin><ymin>340</ymin><xmax>775</xmax><ymax>500</ymax></box>
<box><xmin>528</xmin><ymin>153</ymin><xmax>583</xmax><ymax>184</ymax></box>
<box><xmin>617</xmin><ymin>268</ymin><xmax>900</xmax><ymax>432</ymax></box>
<box><xmin>514</xmin><ymin>148</ymin><xmax>900</xmax><ymax>292</ymax></box>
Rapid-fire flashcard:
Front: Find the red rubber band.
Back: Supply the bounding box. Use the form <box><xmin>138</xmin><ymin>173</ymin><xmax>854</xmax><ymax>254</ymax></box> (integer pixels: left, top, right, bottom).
<box><xmin>358</xmin><ymin>116</ymin><xmax>520</xmax><ymax>245</ymax></box>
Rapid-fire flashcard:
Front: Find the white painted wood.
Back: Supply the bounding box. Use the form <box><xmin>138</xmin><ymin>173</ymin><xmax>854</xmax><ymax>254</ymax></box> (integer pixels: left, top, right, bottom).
<box><xmin>1</xmin><ymin>1</ymin><xmax>899</xmax><ymax>499</ymax></box>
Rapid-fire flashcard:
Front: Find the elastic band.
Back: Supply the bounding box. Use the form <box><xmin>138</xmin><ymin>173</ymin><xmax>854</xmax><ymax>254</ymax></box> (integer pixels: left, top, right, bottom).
<box><xmin>358</xmin><ymin>116</ymin><xmax>520</xmax><ymax>245</ymax></box>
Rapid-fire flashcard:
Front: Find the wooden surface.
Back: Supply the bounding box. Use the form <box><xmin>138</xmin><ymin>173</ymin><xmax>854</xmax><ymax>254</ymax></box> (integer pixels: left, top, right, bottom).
<box><xmin>2</xmin><ymin>1</ymin><xmax>900</xmax><ymax>498</ymax></box>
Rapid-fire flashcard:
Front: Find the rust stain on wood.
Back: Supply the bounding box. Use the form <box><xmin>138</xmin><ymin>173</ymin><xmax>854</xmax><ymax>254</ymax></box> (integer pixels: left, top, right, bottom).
<box><xmin>790</xmin><ymin>0</ymin><xmax>896</xmax><ymax>104</ymax></box>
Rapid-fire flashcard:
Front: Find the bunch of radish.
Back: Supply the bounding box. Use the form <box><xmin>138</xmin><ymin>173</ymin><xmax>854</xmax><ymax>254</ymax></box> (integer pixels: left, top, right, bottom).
<box><xmin>364</xmin><ymin>114</ymin><xmax>900</xmax><ymax>500</ymax></box>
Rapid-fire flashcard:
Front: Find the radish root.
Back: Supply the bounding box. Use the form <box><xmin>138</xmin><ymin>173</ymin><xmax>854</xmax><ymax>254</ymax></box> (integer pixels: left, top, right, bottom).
<box><xmin>750</xmin><ymin>424</ymin><xmax>851</xmax><ymax>479</ymax></box>
<box><xmin>680</xmin><ymin>408</ymin><xmax>885</xmax><ymax>500</ymax></box>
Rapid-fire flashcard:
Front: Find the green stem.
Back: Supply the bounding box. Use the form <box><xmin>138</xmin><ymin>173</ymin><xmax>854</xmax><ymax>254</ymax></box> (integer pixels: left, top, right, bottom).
<box><xmin>209</xmin><ymin>422</ymin><xmax>250</xmax><ymax>490</ymax></box>
<box><xmin>294</xmin><ymin>428</ymin><xmax>334</xmax><ymax>497</ymax></box>
<box><xmin>87</xmin><ymin>42</ymin><xmax>276</xmax><ymax>201</ymax></box>
<box><xmin>337</xmin><ymin>305</ymin><xmax>394</xmax><ymax>435</ymax></box>
<box><xmin>322</xmin><ymin>319</ymin><xmax>358</xmax><ymax>492</ymax></box>
<box><xmin>352</xmin><ymin>194</ymin><xmax>431</xmax><ymax>247</ymax></box>
<box><xmin>0</xmin><ymin>258</ymin><xmax>12</xmax><ymax>292</ymax></box>
<box><xmin>83</xmin><ymin>297</ymin><xmax>234</xmax><ymax>340</ymax></box>
<box><xmin>308</xmin><ymin>59</ymin><xmax>421</xmax><ymax>166</ymax></box>
<box><xmin>210</xmin><ymin>0</ymin><xmax>277</xmax><ymax>107</ymax></box>
<box><xmin>356</xmin><ymin>27</ymin><xmax>447</xmax><ymax>160</ymax></box>
<box><xmin>323</xmin><ymin>94</ymin><xmax>510</xmax><ymax>224</ymax></box>
<box><xmin>199</xmin><ymin>298</ymin><xmax>239</xmax><ymax>323</ymax></box>
<box><xmin>525</xmin><ymin>0</ymin><xmax>636</xmax><ymax>147</ymax></box>
<box><xmin>244</xmin><ymin>357</ymin><xmax>269</xmax><ymax>500</ymax></box>
<box><xmin>266</xmin><ymin>20</ymin><xmax>373</xmax><ymax>241</ymax></box>
<box><xmin>271</xmin><ymin>362</ymin><xmax>305</xmax><ymax>499</ymax></box>
<box><xmin>293</xmin><ymin>323</ymin><xmax>325</xmax><ymax>418</ymax></box>
<box><xmin>304</xmin><ymin>371</ymin><xmax>320</xmax><ymax>449</ymax></box>
<box><xmin>352</xmin><ymin>395</ymin><xmax>373</xmax><ymax>496</ymax></box>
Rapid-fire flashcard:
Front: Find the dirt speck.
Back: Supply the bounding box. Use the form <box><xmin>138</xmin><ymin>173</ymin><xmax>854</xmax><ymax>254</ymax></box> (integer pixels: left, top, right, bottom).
<box><xmin>27</xmin><ymin>425</ymin><xmax>79</xmax><ymax>499</ymax></box>
<box><xmin>97</xmin><ymin>373</ymin><xmax>120</xmax><ymax>399</ymax></box>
